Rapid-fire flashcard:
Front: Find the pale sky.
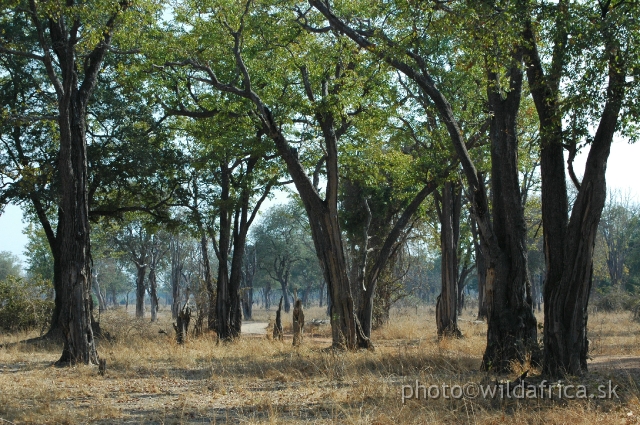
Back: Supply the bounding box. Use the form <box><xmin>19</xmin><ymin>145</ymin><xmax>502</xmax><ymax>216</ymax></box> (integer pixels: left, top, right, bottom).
<box><xmin>1</xmin><ymin>138</ymin><xmax>638</xmax><ymax>264</ymax></box>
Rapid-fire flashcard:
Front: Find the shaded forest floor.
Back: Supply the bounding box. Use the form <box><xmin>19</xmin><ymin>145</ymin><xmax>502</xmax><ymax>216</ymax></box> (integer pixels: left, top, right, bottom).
<box><xmin>1</xmin><ymin>306</ymin><xmax>640</xmax><ymax>424</ymax></box>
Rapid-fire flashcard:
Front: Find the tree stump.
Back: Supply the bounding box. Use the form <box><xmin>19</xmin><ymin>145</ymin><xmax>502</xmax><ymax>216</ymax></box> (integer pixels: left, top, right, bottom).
<box><xmin>173</xmin><ymin>305</ymin><xmax>191</xmax><ymax>344</ymax></box>
<box><xmin>292</xmin><ymin>299</ymin><xmax>304</xmax><ymax>346</ymax></box>
<box><xmin>98</xmin><ymin>358</ymin><xmax>107</xmax><ymax>376</ymax></box>
<box><xmin>273</xmin><ymin>296</ymin><xmax>283</xmax><ymax>341</ymax></box>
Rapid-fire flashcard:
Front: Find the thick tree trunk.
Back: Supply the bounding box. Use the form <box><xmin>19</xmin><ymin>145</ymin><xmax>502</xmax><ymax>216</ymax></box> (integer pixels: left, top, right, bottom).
<box><xmin>481</xmin><ymin>58</ymin><xmax>538</xmax><ymax>371</ymax></box>
<box><xmin>271</xmin><ymin>123</ymin><xmax>358</xmax><ymax>349</ymax></box>
<box><xmin>434</xmin><ymin>181</ymin><xmax>462</xmax><ymax>337</ymax></box>
<box><xmin>28</xmin><ymin>0</ymin><xmax>127</xmax><ymax>366</ymax></box>
<box><xmin>56</xmin><ymin>94</ymin><xmax>98</xmax><ymax>365</ymax></box>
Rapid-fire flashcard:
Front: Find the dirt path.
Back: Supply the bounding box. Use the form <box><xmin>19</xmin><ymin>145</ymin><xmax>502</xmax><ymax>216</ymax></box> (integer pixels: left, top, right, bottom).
<box><xmin>589</xmin><ymin>355</ymin><xmax>640</xmax><ymax>374</ymax></box>
<box><xmin>241</xmin><ymin>321</ymin><xmax>269</xmax><ymax>335</ymax></box>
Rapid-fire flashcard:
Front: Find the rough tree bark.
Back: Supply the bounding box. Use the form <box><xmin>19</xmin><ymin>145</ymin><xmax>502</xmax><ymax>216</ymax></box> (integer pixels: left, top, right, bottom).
<box><xmin>480</xmin><ymin>51</ymin><xmax>538</xmax><ymax>370</ymax></box>
<box><xmin>200</xmin><ymin>234</ymin><xmax>215</xmax><ymax>330</ymax></box>
<box><xmin>34</xmin><ymin>2</ymin><xmax>129</xmax><ymax>364</ymax></box>
<box><xmin>523</xmin><ymin>2</ymin><xmax>629</xmax><ymax>376</ymax></box>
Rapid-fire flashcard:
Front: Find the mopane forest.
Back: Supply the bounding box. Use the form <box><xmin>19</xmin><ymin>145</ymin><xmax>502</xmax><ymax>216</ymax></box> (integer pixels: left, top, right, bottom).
<box><xmin>1</xmin><ymin>0</ymin><xmax>639</xmax><ymax>423</ymax></box>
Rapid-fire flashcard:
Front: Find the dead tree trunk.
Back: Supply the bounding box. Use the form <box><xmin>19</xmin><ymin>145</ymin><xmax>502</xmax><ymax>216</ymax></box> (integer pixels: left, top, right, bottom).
<box><xmin>173</xmin><ymin>305</ymin><xmax>191</xmax><ymax>344</ymax></box>
<box><xmin>273</xmin><ymin>296</ymin><xmax>283</xmax><ymax>341</ymax></box>
<box><xmin>293</xmin><ymin>299</ymin><xmax>305</xmax><ymax>346</ymax></box>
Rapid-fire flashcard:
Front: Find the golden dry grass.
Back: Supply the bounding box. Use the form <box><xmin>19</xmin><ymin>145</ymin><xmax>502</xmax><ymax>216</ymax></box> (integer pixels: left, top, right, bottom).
<box><xmin>0</xmin><ymin>305</ymin><xmax>638</xmax><ymax>424</ymax></box>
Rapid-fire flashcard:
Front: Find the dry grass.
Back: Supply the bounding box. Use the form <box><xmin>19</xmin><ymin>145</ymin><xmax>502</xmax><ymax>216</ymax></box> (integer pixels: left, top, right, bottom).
<box><xmin>0</xmin><ymin>305</ymin><xmax>639</xmax><ymax>424</ymax></box>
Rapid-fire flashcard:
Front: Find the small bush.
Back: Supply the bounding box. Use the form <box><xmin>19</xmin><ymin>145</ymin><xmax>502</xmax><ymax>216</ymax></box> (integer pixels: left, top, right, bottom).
<box><xmin>0</xmin><ymin>275</ymin><xmax>54</xmax><ymax>333</ymax></box>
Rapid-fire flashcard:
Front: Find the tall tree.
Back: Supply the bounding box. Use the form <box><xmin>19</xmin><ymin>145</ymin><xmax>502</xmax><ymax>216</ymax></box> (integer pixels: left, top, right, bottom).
<box><xmin>522</xmin><ymin>0</ymin><xmax>639</xmax><ymax>376</ymax></box>
<box><xmin>310</xmin><ymin>0</ymin><xmax>539</xmax><ymax>370</ymax></box>
<box><xmin>0</xmin><ymin>0</ymin><xmax>140</xmax><ymax>364</ymax></box>
<box><xmin>1</xmin><ymin>1</ymin><xmax>167</xmax><ymax>363</ymax></box>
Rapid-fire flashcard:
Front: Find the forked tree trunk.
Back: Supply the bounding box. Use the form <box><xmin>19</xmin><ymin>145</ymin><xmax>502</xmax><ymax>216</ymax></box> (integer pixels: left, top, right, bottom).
<box><xmin>272</xmin><ymin>114</ymin><xmax>359</xmax><ymax>349</ymax></box>
<box><xmin>356</xmin><ymin>182</ymin><xmax>438</xmax><ymax>346</ymax></box>
<box><xmin>214</xmin><ymin>161</ymin><xmax>234</xmax><ymax>340</ymax></box>
<box><xmin>481</xmin><ymin>56</ymin><xmax>538</xmax><ymax>371</ymax></box>
<box><xmin>215</xmin><ymin>156</ymin><xmax>270</xmax><ymax>340</ymax></box>
<box><xmin>523</xmin><ymin>9</ymin><xmax>627</xmax><ymax>376</ymax></box>
<box><xmin>434</xmin><ymin>181</ymin><xmax>462</xmax><ymax>337</ymax></box>
<box><xmin>198</xmin><ymin>52</ymin><xmax>360</xmax><ymax>348</ymax></box>
<box><xmin>309</xmin><ymin>0</ymin><xmax>537</xmax><ymax>369</ymax></box>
